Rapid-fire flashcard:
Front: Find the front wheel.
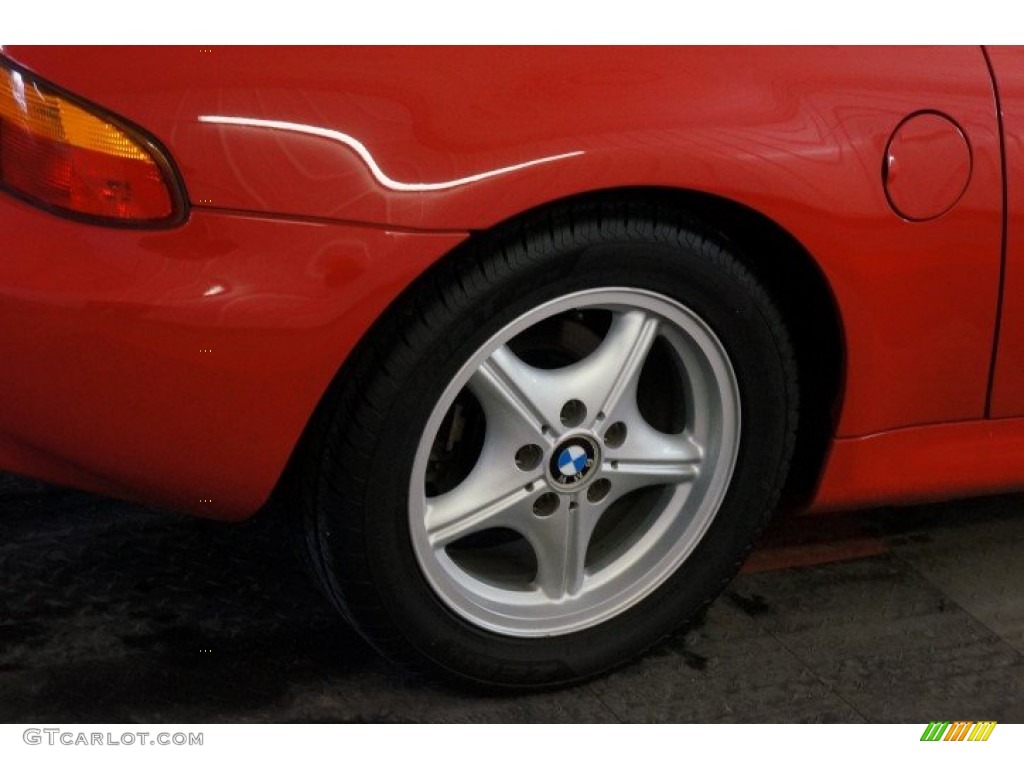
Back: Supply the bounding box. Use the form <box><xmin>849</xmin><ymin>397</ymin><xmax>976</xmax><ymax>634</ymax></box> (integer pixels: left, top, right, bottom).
<box><xmin>297</xmin><ymin>204</ymin><xmax>797</xmax><ymax>687</ymax></box>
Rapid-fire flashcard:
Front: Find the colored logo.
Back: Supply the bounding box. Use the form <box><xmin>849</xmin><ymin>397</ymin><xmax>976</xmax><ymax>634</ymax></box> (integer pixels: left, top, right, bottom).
<box><xmin>920</xmin><ymin>721</ymin><xmax>997</xmax><ymax>742</ymax></box>
<box><xmin>549</xmin><ymin>436</ymin><xmax>597</xmax><ymax>487</ymax></box>
<box><xmin>557</xmin><ymin>445</ymin><xmax>588</xmax><ymax>476</ymax></box>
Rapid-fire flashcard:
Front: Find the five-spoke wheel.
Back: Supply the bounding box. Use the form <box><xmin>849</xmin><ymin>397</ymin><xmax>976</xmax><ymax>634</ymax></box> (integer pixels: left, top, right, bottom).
<box><xmin>410</xmin><ymin>289</ymin><xmax>740</xmax><ymax>636</ymax></box>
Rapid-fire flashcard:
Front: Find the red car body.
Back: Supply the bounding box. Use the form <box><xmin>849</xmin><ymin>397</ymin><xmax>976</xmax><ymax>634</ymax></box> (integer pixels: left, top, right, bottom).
<box><xmin>2</xmin><ymin>45</ymin><xmax>1024</xmax><ymax>520</ymax></box>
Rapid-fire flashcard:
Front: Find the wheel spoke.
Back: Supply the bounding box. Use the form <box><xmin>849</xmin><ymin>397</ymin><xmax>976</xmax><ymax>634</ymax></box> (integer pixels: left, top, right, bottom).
<box><xmin>572</xmin><ymin>310</ymin><xmax>660</xmax><ymax>427</ymax></box>
<box><xmin>425</xmin><ymin>423</ymin><xmax>545</xmax><ymax>548</ymax></box>
<box><xmin>470</xmin><ymin>346</ymin><xmax>562</xmax><ymax>442</ymax></box>
<box><xmin>601</xmin><ymin>424</ymin><xmax>702</xmax><ymax>503</ymax></box>
<box><xmin>426</xmin><ymin>481</ymin><xmax>540</xmax><ymax>548</ymax></box>
<box><xmin>528</xmin><ymin>498</ymin><xmax>596</xmax><ymax>599</ymax></box>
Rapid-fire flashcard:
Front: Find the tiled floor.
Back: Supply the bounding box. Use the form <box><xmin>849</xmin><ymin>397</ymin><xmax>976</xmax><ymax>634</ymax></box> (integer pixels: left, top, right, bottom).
<box><xmin>1</xmin><ymin>472</ymin><xmax>1022</xmax><ymax>723</ymax></box>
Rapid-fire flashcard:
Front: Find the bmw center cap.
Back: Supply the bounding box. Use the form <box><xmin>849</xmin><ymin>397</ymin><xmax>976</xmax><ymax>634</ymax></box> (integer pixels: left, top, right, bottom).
<box><xmin>549</xmin><ymin>435</ymin><xmax>599</xmax><ymax>489</ymax></box>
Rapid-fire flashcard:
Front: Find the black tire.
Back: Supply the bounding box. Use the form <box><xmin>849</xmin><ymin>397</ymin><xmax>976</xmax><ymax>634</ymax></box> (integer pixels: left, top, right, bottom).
<box><xmin>294</xmin><ymin>200</ymin><xmax>798</xmax><ymax>688</ymax></box>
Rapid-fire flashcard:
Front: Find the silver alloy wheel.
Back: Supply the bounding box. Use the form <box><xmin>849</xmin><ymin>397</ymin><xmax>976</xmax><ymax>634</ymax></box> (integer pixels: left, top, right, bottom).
<box><xmin>409</xmin><ymin>288</ymin><xmax>741</xmax><ymax>637</ymax></box>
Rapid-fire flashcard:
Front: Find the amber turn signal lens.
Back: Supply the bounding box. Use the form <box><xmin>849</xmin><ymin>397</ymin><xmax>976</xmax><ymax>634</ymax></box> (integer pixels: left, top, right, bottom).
<box><xmin>0</xmin><ymin>60</ymin><xmax>183</xmax><ymax>224</ymax></box>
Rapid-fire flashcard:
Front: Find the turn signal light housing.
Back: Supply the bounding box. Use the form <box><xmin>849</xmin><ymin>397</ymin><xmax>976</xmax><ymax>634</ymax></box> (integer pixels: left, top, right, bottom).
<box><xmin>0</xmin><ymin>58</ymin><xmax>186</xmax><ymax>226</ymax></box>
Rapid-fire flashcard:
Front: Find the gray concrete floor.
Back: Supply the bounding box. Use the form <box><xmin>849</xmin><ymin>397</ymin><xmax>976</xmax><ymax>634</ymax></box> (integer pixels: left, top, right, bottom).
<box><xmin>1</xmin><ymin>472</ymin><xmax>1022</xmax><ymax>723</ymax></box>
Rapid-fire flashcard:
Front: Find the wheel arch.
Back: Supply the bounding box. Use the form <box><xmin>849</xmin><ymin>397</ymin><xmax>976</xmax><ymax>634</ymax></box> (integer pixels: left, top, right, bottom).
<box><xmin>272</xmin><ymin>185</ymin><xmax>845</xmax><ymax>513</ymax></box>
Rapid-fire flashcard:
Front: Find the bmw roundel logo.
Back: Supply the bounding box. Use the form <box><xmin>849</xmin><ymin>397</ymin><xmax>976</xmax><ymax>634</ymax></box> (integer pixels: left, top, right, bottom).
<box><xmin>549</xmin><ymin>435</ymin><xmax>598</xmax><ymax>488</ymax></box>
<box><xmin>557</xmin><ymin>445</ymin><xmax>589</xmax><ymax>476</ymax></box>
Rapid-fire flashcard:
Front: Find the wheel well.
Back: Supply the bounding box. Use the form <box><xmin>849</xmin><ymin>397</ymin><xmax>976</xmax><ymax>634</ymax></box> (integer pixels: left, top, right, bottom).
<box><xmin>469</xmin><ymin>187</ymin><xmax>845</xmax><ymax>508</ymax></box>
